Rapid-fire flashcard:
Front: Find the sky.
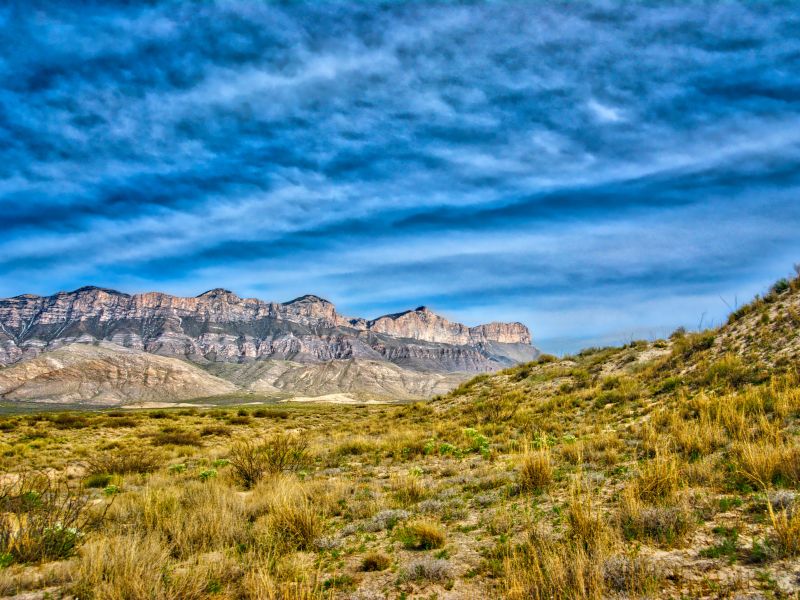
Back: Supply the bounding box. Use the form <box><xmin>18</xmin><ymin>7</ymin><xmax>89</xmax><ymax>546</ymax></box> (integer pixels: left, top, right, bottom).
<box><xmin>1</xmin><ymin>2</ymin><xmax>799</xmax><ymax>354</ymax></box>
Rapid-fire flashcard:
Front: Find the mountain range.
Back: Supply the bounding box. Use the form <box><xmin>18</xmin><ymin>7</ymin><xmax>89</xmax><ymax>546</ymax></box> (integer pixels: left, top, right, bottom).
<box><xmin>0</xmin><ymin>287</ymin><xmax>538</xmax><ymax>406</ymax></box>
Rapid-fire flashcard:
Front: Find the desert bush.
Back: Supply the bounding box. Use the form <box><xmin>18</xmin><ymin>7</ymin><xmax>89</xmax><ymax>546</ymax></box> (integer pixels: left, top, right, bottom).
<box><xmin>332</xmin><ymin>437</ymin><xmax>377</xmax><ymax>458</ymax></box>
<box><xmin>102</xmin><ymin>417</ymin><xmax>137</xmax><ymax>428</ymax></box>
<box><xmin>71</xmin><ymin>534</ymin><xmax>171</xmax><ymax>599</ymax></box>
<box><xmin>86</xmin><ymin>446</ymin><xmax>162</xmax><ymax>475</ymax></box>
<box><xmin>242</xmin><ymin>563</ymin><xmax>324</xmax><ymax>600</ymax></box>
<box><xmin>151</xmin><ymin>429</ymin><xmax>202</xmax><ymax>447</ymax></box>
<box><xmin>229</xmin><ymin>434</ymin><xmax>309</xmax><ymax>489</ymax></box>
<box><xmin>0</xmin><ymin>471</ymin><xmax>106</xmax><ymax>563</ymax></box>
<box><xmin>618</xmin><ymin>488</ymin><xmax>694</xmax><ymax>547</ymax></box>
<box><xmin>71</xmin><ymin>533</ymin><xmax>226</xmax><ymax>599</ymax></box>
<box><xmin>49</xmin><ymin>413</ymin><xmax>92</xmax><ymax>430</ymax></box>
<box><xmin>699</xmin><ymin>355</ymin><xmax>761</xmax><ymax>389</ymax></box>
<box><xmin>518</xmin><ymin>447</ymin><xmax>553</xmax><ymax>493</ymax></box>
<box><xmin>84</xmin><ymin>473</ymin><xmax>112</xmax><ymax>489</ymax></box>
<box><xmin>363</xmin><ymin>509</ymin><xmax>410</xmax><ymax>532</ymax></box>
<box><xmin>400</xmin><ymin>557</ymin><xmax>453</xmax><ymax>582</ymax></box>
<box><xmin>668</xmin><ymin>411</ymin><xmax>726</xmax><ymax>459</ymax></box>
<box><xmin>567</xmin><ymin>481</ymin><xmax>615</xmax><ymax>555</ymax></box>
<box><xmin>602</xmin><ymin>553</ymin><xmax>662</xmax><ymax>595</ymax></box>
<box><xmin>560</xmin><ymin>441</ymin><xmax>584</xmax><ymax>465</ymax></box>
<box><xmin>200</xmin><ymin>424</ymin><xmax>231</xmax><ymax>437</ymax></box>
<box><xmin>398</xmin><ymin>519</ymin><xmax>446</xmax><ymax>550</ymax></box>
<box><xmin>360</xmin><ymin>551</ymin><xmax>391</xmax><ymax>571</ymax></box>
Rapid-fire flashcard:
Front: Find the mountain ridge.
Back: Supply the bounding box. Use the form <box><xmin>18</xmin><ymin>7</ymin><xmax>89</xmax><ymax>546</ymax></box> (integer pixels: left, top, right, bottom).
<box><xmin>0</xmin><ymin>286</ymin><xmax>538</xmax><ymax>405</ymax></box>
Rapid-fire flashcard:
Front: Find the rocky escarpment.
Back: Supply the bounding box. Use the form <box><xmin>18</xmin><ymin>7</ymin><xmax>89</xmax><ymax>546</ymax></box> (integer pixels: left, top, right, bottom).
<box><xmin>0</xmin><ymin>287</ymin><xmax>537</xmax><ymax>373</ymax></box>
<box><xmin>356</xmin><ymin>306</ymin><xmax>531</xmax><ymax>345</ymax></box>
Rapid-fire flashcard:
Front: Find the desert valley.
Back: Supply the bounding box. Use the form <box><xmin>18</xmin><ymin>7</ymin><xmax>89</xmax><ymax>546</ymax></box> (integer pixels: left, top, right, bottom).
<box><xmin>0</xmin><ymin>273</ymin><xmax>798</xmax><ymax>598</ymax></box>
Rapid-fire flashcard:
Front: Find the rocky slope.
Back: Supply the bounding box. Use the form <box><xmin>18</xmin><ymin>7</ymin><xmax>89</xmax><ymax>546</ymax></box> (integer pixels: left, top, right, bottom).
<box><xmin>0</xmin><ymin>342</ymin><xmax>236</xmax><ymax>406</ymax></box>
<box><xmin>0</xmin><ymin>287</ymin><xmax>538</xmax><ymax>405</ymax></box>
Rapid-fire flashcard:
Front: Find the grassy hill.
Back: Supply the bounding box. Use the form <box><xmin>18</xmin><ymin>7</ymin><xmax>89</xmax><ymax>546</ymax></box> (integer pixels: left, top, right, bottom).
<box><xmin>0</xmin><ymin>273</ymin><xmax>798</xmax><ymax>598</ymax></box>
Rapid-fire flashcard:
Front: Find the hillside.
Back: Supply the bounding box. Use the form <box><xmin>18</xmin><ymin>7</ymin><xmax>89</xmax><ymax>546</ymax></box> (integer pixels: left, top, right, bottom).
<box><xmin>0</xmin><ymin>274</ymin><xmax>797</xmax><ymax>599</ymax></box>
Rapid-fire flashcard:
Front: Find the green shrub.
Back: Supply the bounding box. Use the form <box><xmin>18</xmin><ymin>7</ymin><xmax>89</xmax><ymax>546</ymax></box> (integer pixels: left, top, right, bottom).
<box><xmin>84</xmin><ymin>473</ymin><xmax>112</xmax><ymax>489</ymax></box>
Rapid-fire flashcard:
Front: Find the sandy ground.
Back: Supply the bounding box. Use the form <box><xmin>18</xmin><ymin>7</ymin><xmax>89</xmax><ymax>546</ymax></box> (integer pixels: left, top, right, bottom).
<box><xmin>122</xmin><ymin>401</ymin><xmax>213</xmax><ymax>409</ymax></box>
<box><xmin>281</xmin><ymin>393</ymin><xmax>387</xmax><ymax>405</ymax></box>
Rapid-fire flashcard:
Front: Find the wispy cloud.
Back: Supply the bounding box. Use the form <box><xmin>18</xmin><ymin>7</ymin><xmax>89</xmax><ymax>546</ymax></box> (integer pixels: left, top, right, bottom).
<box><xmin>1</xmin><ymin>2</ymin><xmax>799</xmax><ymax>353</ymax></box>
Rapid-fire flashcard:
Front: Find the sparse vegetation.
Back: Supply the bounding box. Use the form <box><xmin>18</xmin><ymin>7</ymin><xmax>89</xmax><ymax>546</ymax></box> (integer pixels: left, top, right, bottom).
<box><xmin>0</xmin><ymin>273</ymin><xmax>799</xmax><ymax>597</ymax></box>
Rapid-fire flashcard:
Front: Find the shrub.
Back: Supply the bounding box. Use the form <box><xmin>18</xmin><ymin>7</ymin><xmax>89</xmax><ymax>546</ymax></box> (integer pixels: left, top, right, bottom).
<box><xmin>735</xmin><ymin>442</ymin><xmax>800</xmax><ymax>488</ymax></box>
<box><xmin>151</xmin><ymin>429</ymin><xmax>202</xmax><ymax>447</ymax></box>
<box><xmin>399</xmin><ymin>520</ymin><xmax>446</xmax><ymax>550</ymax></box>
<box><xmin>86</xmin><ymin>447</ymin><xmax>162</xmax><ymax>475</ymax></box>
<box><xmin>228</xmin><ymin>434</ymin><xmax>309</xmax><ymax>489</ymax></box>
<box><xmin>400</xmin><ymin>557</ymin><xmax>453</xmax><ymax>582</ymax></box>
<box><xmin>0</xmin><ymin>471</ymin><xmax>106</xmax><ymax>563</ymax></box>
<box><xmin>360</xmin><ymin>551</ymin><xmax>391</xmax><ymax>571</ymax></box>
<box><xmin>49</xmin><ymin>413</ymin><xmax>91</xmax><ymax>430</ymax></box>
<box><xmin>363</xmin><ymin>509</ymin><xmax>410</xmax><ymax>532</ymax></box>
<box><xmin>102</xmin><ymin>417</ymin><xmax>137</xmax><ymax>428</ymax></box>
<box><xmin>84</xmin><ymin>473</ymin><xmax>112</xmax><ymax>489</ymax></box>
<box><xmin>567</xmin><ymin>481</ymin><xmax>615</xmax><ymax>555</ymax></box>
<box><xmin>71</xmin><ymin>534</ymin><xmax>170</xmax><ymax>599</ymax></box>
<box><xmin>518</xmin><ymin>447</ymin><xmax>553</xmax><ymax>493</ymax></box>
<box><xmin>618</xmin><ymin>488</ymin><xmax>694</xmax><ymax>547</ymax></box>
<box><xmin>71</xmin><ymin>533</ymin><xmax>225</xmax><ymax>599</ymax></box>
<box><xmin>200</xmin><ymin>424</ymin><xmax>231</xmax><ymax>437</ymax></box>
<box><xmin>602</xmin><ymin>554</ymin><xmax>662</xmax><ymax>595</ymax></box>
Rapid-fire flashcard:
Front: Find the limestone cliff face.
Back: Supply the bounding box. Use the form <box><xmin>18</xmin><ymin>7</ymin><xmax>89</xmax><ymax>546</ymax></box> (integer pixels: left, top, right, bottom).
<box><xmin>0</xmin><ymin>287</ymin><xmax>537</xmax><ymax>373</ymax></box>
<box><xmin>360</xmin><ymin>306</ymin><xmax>531</xmax><ymax>345</ymax></box>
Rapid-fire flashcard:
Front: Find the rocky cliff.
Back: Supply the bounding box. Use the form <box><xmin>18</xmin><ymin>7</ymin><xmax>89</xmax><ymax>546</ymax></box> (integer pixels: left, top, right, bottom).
<box><xmin>0</xmin><ymin>286</ymin><xmax>538</xmax><ymax>405</ymax></box>
<box><xmin>0</xmin><ymin>287</ymin><xmax>535</xmax><ymax>370</ymax></box>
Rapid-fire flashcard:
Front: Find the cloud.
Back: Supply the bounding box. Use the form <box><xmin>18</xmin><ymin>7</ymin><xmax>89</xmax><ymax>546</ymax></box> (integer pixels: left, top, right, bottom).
<box><xmin>1</xmin><ymin>1</ymin><xmax>799</xmax><ymax>352</ymax></box>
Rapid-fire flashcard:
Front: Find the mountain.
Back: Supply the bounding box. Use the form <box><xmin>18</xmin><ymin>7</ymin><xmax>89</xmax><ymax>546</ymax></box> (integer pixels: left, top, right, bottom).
<box><xmin>0</xmin><ymin>287</ymin><xmax>538</xmax><ymax>405</ymax></box>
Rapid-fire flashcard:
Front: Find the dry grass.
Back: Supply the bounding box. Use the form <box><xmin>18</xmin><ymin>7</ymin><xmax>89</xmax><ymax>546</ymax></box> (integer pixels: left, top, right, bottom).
<box><xmin>518</xmin><ymin>446</ymin><xmax>553</xmax><ymax>493</ymax></box>
<box><xmin>250</xmin><ymin>476</ymin><xmax>322</xmax><ymax>552</ymax></box>
<box><xmin>399</xmin><ymin>519</ymin><xmax>446</xmax><ymax>550</ymax></box>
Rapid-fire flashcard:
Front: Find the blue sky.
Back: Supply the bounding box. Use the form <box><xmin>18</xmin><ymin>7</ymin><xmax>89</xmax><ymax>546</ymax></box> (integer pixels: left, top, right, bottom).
<box><xmin>2</xmin><ymin>2</ymin><xmax>799</xmax><ymax>354</ymax></box>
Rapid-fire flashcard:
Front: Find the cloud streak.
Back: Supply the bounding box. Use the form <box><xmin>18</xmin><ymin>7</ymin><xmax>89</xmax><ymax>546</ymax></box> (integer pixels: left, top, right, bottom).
<box><xmin>1</xmin><ymin>1</ymin><xmax>799</xmax><ymax>353</ymax></box>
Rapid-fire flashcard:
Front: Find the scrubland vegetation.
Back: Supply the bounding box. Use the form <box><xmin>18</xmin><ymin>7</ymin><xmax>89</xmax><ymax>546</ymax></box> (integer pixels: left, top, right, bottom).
<box><xmin>0</xmin><ymin>273</ymin><xmax>799</xmax><ymax>598</ymax></box>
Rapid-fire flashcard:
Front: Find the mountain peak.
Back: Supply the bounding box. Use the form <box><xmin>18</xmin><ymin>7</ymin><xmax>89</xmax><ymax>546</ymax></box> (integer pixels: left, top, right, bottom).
<box><xmin>70</xmin><ymin>286</ymin><xmax>128</xmax><ymax>296</ymax></box>
<box><xmin>197</xmin><ymin>288</ymin><xmax>238</xmax><ymax>299</ymax></box>
<box><xmin>286</xmin><ymin>294</ymin><xmax>332</xmax><ymax>305</ymax></box>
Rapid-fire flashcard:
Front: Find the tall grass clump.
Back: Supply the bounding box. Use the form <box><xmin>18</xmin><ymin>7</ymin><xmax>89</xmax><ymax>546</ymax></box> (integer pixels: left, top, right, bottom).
<box><xmin>518</xmin><ymin>446</ymin><xmax>553</xmax><ymax>493</ymax></box>
<box><xmin>229</xmin><ymin>434</ymin><xmax>309</xmax><ymax>489</ymax></box>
